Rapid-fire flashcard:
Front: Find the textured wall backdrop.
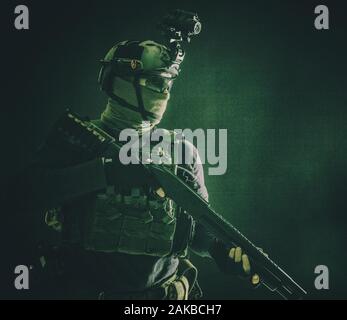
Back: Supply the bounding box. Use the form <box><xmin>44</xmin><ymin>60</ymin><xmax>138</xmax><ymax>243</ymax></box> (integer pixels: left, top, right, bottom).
<box><xmin>2</xmin><ymin>0</ymin><xmax>347</xmax><ymax>299</ymax></box>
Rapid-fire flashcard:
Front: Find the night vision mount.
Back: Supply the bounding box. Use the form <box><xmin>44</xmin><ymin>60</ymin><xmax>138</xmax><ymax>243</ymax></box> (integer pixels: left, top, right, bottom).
<box><xmin>158</xmin><ymin>9</ymin><xmax>202</xmax><ymax>66</ymax></box>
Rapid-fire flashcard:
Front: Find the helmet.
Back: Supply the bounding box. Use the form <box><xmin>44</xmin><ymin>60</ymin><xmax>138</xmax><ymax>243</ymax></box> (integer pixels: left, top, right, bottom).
<box><xmin>98</xmin><ymin>40</ymin><xmax>184</xmax><ymax>121</ymax></box>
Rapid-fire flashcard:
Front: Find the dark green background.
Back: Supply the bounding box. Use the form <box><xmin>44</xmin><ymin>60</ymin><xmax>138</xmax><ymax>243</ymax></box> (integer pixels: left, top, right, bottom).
<box><xmin>2</xmin><ymin>0</ymin><xmax>347</xmax><ymax>299</ymax></box>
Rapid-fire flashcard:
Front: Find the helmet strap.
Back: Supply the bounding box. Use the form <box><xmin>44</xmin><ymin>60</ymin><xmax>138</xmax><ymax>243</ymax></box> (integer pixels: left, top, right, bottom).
<box><xmin>133</xmin><ymin>75</ymin><xmax>148</xmax><ymax>121</ymax></box>
<box><xmin>108</xmin><ymin>78</ymin><xmax>159</xmax><ymax>122</ymax></box>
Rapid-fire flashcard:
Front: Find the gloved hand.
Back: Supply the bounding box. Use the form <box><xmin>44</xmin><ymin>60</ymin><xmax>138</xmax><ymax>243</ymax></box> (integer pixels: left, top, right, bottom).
<box><xmin>227</xmin><ymin>246</ymin><xmax>261</xmax><ymax>286</ymax></box>
<box><xmin>209</xmin><ymin>238</ymin><xmax>261</xmax><ymax>287</ymax></box>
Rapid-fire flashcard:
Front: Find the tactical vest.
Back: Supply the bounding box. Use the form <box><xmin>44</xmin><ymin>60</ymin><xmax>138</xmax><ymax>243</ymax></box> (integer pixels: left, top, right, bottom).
<box><xmin>45</xmin><ymin>128</ymin><xmax>192</xmax><ymax>258</ymax></box>
<box><xmin>84</xmin><ymin>184</ymin><xmax>177</xmax><ymax>256</ymax></box>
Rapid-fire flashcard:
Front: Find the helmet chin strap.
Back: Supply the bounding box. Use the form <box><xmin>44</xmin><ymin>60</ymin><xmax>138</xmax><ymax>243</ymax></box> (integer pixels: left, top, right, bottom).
<box><xmin>133</xmin><ymin>75</ymin><xmax>149</xmax><ymax>121</ymax></box>
<box><xmin>108</xmin><ymin>78</ymin><xmax>160</xmax><ymax>123</ymax></box>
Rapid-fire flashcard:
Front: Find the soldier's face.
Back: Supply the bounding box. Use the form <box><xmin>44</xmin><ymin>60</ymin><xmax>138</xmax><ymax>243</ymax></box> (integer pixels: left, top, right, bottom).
<box><xmin>112</xmin><ymin>76</ymin><xmax>171</xmax><ymax>125</ymax></box>
<box><xmin>138</xmin><ymin>75</ymin><xmax>174</xmax><ymax>94</ymax></box>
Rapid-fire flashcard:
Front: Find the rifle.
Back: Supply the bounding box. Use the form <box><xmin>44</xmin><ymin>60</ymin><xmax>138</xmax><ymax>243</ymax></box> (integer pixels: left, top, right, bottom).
<box><xmin>49</xmin><ymin>109</ymin><xmax>307</xmax><ymax>300</ymax></box>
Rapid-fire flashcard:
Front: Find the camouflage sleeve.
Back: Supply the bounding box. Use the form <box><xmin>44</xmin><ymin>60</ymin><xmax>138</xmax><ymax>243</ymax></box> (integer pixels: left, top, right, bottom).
<box><xmin>176</xmin><ymin>139</ymin><xmax>216</xmax><ymax>258</ymax></box>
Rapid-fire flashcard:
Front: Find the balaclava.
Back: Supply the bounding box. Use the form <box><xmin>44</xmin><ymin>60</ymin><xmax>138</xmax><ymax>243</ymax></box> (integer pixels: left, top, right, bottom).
<box><xmin>100</xmin><ymin>40</ymin><xmax>179</xmax><ymax>133</ymax></box>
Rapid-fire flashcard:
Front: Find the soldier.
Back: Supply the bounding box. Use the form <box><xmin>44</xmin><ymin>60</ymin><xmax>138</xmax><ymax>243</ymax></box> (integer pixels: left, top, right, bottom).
<box><xmin>16</xmin><ymin>40</ymin><xmax>259</xmax><ymax>299</ymax></box>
